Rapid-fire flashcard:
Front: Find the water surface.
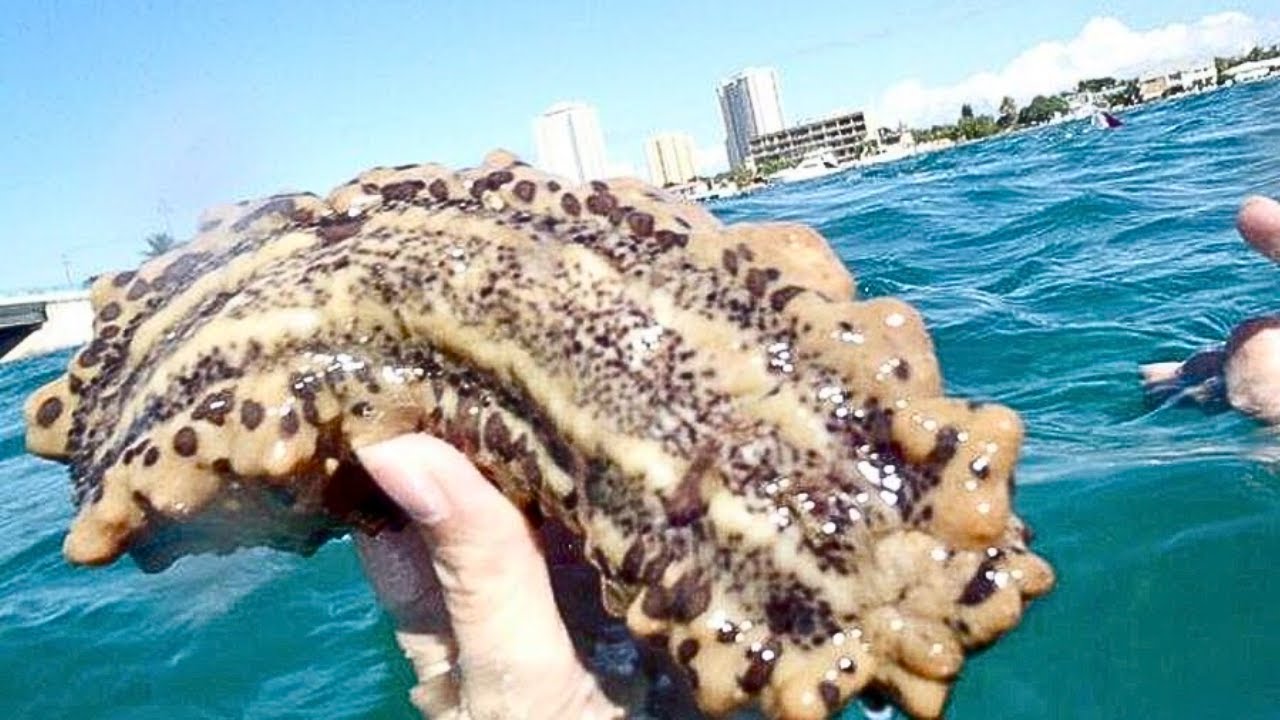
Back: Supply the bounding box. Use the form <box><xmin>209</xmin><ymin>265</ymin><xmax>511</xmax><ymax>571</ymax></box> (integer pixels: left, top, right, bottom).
<box><xmin>3</xmin><ymin>82</ymin><xmax>1280</xmax><ymax>719</ymax></box>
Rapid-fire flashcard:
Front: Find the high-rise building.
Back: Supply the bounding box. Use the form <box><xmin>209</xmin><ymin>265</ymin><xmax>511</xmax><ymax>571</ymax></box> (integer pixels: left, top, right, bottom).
<box><xmin>644</xmin><ymin>132</ymin><xmax>699</xmax><ymax>187</ymax></box>
<box><xmin>717</xmin><ymin>67</ymin><xmax>786</xmax><ymax>170</ymax></box>
<box><xmin>533</xmin><ymin>101</ymin><xmax>608</xmax><ymax>185</ymax></box>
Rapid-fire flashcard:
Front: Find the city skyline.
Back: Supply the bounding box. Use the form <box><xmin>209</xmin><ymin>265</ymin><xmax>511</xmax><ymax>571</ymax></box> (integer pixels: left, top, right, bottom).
<box><xmin>1</xmin><ymin>3</ymin><xmax>1278</xmax><ymax>291</ymax></box>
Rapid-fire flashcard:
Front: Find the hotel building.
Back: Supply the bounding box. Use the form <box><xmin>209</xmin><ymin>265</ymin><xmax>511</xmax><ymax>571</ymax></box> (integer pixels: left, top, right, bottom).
<box><xmin>748</xmin><ymin>110</ymin><xmax>870</xmax><ymax>168</ymax></box>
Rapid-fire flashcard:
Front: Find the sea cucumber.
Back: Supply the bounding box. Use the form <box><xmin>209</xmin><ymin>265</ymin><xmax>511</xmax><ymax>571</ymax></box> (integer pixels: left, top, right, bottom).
<box><xmin>24</xmin><ymin>150</ymin><xmax>1054</xmax><ymax>719</ymax></box>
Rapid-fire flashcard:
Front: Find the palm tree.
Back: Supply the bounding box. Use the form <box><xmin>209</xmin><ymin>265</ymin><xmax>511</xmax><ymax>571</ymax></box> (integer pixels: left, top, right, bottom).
<box><xmin>142</xmin><ymin>231</ymin><xmax>176</xmax><ymax>258</ymax></box>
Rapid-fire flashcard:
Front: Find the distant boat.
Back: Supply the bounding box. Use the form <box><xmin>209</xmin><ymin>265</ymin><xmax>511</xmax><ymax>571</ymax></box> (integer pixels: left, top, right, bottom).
<box><xmin>1092</xmin><ymin>110</ymin><xmax>1123</xmax><ymax>129</ymax></box>
<box><xmin>769</xmin><ymin>149</ymin><xmax>844</xmax><ymax>183</ymax></box>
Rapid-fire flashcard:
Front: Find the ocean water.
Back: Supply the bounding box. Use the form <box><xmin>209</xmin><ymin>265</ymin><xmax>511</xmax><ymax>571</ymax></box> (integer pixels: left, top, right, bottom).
<box><xmin>3</xmin><ymin>81</ymin><xmax>1280</xmax><ymax>719</ymax></box>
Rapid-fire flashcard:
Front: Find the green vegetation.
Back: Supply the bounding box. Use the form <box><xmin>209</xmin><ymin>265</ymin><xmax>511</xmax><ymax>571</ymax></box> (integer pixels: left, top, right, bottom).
<box><xmin>1016</xmin><ymin>95</ymin><xmax>1069</xmax><ymax>126</ymax></box>
<box><xmin>1076</xmin><ymin>77</ymin><xmax>1117</xmax><ymax>93</ymax></box>
<box><xmin>754</xmin><ymin>157</ymin><xmax>795</xmax><ymax>178</ymax></box>
<box><xmin>142</xmin><ymin>231</ymin><xmax>176</xmax><ymax>258</ymax></box>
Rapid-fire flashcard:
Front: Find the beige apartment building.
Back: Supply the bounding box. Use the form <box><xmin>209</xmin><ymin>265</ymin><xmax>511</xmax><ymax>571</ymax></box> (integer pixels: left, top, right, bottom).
<box><xmin>748</xmin><ymin>110</ymin><xmax>870</xmax><ymax>168</ymax></box>
<box><xmin>644</xmin><ymin>132</ymin><xmax>699</xmax><ymax>187</ymax></box>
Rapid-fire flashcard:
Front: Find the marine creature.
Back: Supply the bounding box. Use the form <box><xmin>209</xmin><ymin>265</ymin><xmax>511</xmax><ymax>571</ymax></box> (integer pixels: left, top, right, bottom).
<box><xmin>25</xmin><ymin>151</ymin><xmax>1054</xmax><ymax>719</ymax></box>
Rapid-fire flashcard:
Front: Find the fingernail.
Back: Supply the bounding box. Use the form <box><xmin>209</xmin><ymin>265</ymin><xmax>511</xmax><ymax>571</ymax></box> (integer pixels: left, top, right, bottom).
<box><xmin>357</xmin><ymin>436</ymin><xmax>452</xmax><ymax>526</ymax></box>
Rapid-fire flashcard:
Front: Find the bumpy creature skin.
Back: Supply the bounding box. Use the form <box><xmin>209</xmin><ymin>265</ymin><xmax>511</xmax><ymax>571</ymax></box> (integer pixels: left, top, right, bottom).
<box><xmin>25</xmin><ymin>151</ymin><xmax>1053</xmax><ymax>719</ymax></box>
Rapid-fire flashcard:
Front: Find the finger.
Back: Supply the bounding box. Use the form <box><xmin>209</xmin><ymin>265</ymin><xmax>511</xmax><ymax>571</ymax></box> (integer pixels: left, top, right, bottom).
<box><xmin>1237</xmin><ymin>195</ymin><xmax>1280</xmax><ymax>262</ymax></box>
<box><xmin>356</xmin><ymin>506</ymin><xmax>464</xmax><ymax>717</ymax></box>
<box><xmin>358</xmin><ymin>434</ymin><xmax>620</xmax><ymax>719</ymax></box>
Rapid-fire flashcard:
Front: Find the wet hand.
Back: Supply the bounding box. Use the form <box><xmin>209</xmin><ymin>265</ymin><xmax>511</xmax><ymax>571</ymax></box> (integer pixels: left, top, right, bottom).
<box><xmin>355</xmin><ymin>434</ymin><xmax>623</xmax><ymax>720</ymax></box>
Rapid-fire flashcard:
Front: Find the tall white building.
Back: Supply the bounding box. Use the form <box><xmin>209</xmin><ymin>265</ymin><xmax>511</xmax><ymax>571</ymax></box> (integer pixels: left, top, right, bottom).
<box><xmin>644</xmin><ymin>132</ymin><xmax>699</xmax><ymax>187</ymax></box>
<box><xmin>717</xmin><ymin>67</ymin><xmax>786</xmax><ymax>170</ymax></box>
<box><xmin>533</xmin><ymin>101</ymin><xmax>608</xmax><ymax>185</ymax></box>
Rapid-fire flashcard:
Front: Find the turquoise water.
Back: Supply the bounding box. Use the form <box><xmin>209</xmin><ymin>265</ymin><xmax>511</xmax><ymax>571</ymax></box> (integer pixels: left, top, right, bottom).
<box><xmin>4</xmin><ymin>82</ymin><xmax>1280</xmax><ymax>719</ymax></box>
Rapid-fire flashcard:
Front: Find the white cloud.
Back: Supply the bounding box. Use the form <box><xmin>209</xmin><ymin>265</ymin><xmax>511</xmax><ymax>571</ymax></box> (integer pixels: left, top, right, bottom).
<box><xmin>875</xmin><ymin>12</ymin><xmax>1267</xmax><ymax>127</ymax></box>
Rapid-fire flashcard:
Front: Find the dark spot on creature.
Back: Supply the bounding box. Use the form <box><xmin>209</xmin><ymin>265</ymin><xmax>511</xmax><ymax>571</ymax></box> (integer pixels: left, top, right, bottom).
<box><xmin>317</xmin><ymin>216</ymin><xmax>363</xmax><ymax>243</ymax></box>
<box><xmin>78</xmin><ymin>349</ymin><xmax>101</xmax><ymax>368</ymax></box>
<box><xmin>768</xmin><ymin>285</ymin><xmax>805</xmax><ymax>312</ymax></box>
<box><xmin>143</xmin><ymin>446</ymin><xmax>160</xmax><ymax>467</ymax></box>
<box><xmin>640</xmin><ymin>546</ymin><xmax>672</xmax><ymax>584</ymax></box>
<box><xmin>428</xmin><ymin>179</ymin><xmax>450</xmax><ymax>201</ymax></box>
<box><xmin>653</xmin><ymin>229</ymin><xmax>688</xmax><ymax>250</ymax></box>
<box><xmin>620</xmin><ymin>540</ymin><xmax>646</xmax><ymax>583</ymax></box>
<box><xmin>379</xmin><ymin>180</ymin><xmax>425</xmax><ymax>203</ymax></box>
<box><xmin>560</xmin><ymin>193</ymin><xmax>581</xmax><ymax>216</ymax></box>
<box><xmin>99</xmin><ymin>302</ymin><xmax>121</xmax><ymax>322</ymax></box>
<box><xmin>586</xmin><ymin>192</ymin><xmax>618</xmax><ymax>216</ymax></box>
<box><xmin>590</xmin><ymin>180</ymin><xmax>609</xmax><ymax>192</ymax></box>
<box><xmin>126</xmin><ymin>278</ymin><xmax>151</xmax><ymax>301</ymax></box>
<box><xmin>393</xmin><ymin>163</ymin><xmax>418</xmax><ymax>171</ymax></box>
<box><xmin>819</xmin><ymin>681</ymin><xmax>842</xmax><ymax>712</ymax></box>
<box><xmin>192</xmin><ymin>389</ymin><xmax>234</xmax><ymax>426</ymax></box>
<box><xmin>232</xmin><ymin>197</ymin><xmax>297</xmax><ymax>232</ymax></box>
<box><xmin>677</xmin><ymin>638</ymin><xmax>700</xmax><ymax>664</ymax></box>
<box><xmin>172</xmin><ymin>427</ymin><xmax>198</xmax><ymax>457</ymax></box>
<box><xmin>607</xmin><ymin>207</ymin><xmax>626</xmax><ymax>225</ymax></box>
<box><xmin>562</xmin><ymin>489</ymin><xmax>579</xmax><ymax>510</ymax></box>
<box><xmin>68</xmin><ymin>375</ymin><xmax>83</xmax><ymax>395</ymax></box>
<box><xmin>669</xmin><ymin>571</ymin><xmax>711</xmax><ymax>622</ymax></box>
<box><xmin>513</xmin><ymin>180</ymin><xmax>536</xmax><ymax>202</ymax></box>
<box><xmin>675</xmin><ymin>216</ymin><xmax>692</xmax><ymax>229</ymax></box>
<box><xmin>722</xmin><ymin>249</ymin><xmax>740</xmax><ymax>275</ymax></box>
<box><xmin>111</xmin><ymin>271</ymin><xmax>136</xmax><ymax>287</ymax></box>
<box><xmin>469</xmin><ymin>180</ymin><xmax>486</xmax><ymax>199</ymax></box>
<box><xmin>483</xmin><ymin>414</ymin><xmax>514</xmax><ymax>461</ymax></box>
<box><xmin>764</xmin><ymin>593</ymin><xmax>816</xmax><ymax>636</ymax></box>
<box><xmin>100</xmin><ymin>325</ymin><xmax>119</xmax><ymax>339</ymax></box>
<box><xmin>641</xmin><ymin>584</ymin><xmax>675</xmax><ymax>620</ymax></box>
<box><xmin>920</xmin><ymin>505</ymin><xmax>934</xmax><ymax>522</ymax></box>
<box><xmin>971</xmin><ymin>457</ymin><xmax>991</xmax><ymax>479</ymax></box>
<box><xmin>1022</xmin><ymin>523</ymin><xmax>1036</xmax><ymax>543</ymax></box>
<box><xmin>927</xmin><ymin>426</ymin><xmax>960</xmax><ymax>468</ymax></box>
<box><xmin>626</xmin><ymin>211</ymin><xmax>655</xmax><ymax>237</ymax></box>
<box><xmin>665</xmin><ymin>442</ymin><xmax>717</xmax><ymax>526</ymax></box>
<box><xmin>240</xmin><ymin>400</ymin><xmax>264</xmax><ymax>430</ymax></box>
<box><xmin>487</xmin><ymin>170</ymin><xmax>515</xmax><ymax>187</ymax></box>
<box><xmin>958</xmin><ymin>559</ymin><xmax>999</xmax><ymax>605</ymax></box>
<box><xmin>279</xmin><ymin>409</ymin><xmax>300</xmax><ymax>437</ymax></box>
<box><xmin>35</xmin><ymin>397</ymin><xmax>63</xmax><ymax>427</ymax></box>
<box><xmin>547</xmin><ymin>180</ymin><xmax>562</xmax><ymax>192</ymax></box>
<box><xmin>350</xmin><ymin>401</ymin><xmax>373</xmax><ymax>418</ymax></box>
<box><xmin>765</xmin><ymin>267</ymin><xmax>781</xmax><ymax>281</ymax></box>
<box><xmin>211</xmin><ymin>458</ymin><xmax>232</xmax><ymax>474</ymax></box>
<box><xmin>745</xmin><ymin>268</ymin><xmax>770</xmax><ymax>298</ymax></box>
<box><xmin>894</xmin><ymin>359</ymin><xmax>911</xmax><ymax>380</ymax></box>
<box><xmin>739</xmin><ymin>640</ymin><xmax>781</xmax><ymax>693</ymax></box>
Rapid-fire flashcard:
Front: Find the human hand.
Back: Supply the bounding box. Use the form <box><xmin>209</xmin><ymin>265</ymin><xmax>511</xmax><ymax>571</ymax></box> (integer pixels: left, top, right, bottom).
<box><xmin>354</xmin><ymin>434</ymin><xmax>623</xmax><ymax>720</ymax></box>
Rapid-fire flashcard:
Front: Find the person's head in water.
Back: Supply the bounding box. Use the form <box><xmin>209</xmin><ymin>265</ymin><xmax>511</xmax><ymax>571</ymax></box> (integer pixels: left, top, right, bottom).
<box><xmin>1224</xmin><ymin>315</ymin><xmax>1280</xmax><ymax>423</ymax></box>
<box><xmin>1140</xmin><ymin>196</ymin><xmax>1280</xmax><ymax>423</ymax></box>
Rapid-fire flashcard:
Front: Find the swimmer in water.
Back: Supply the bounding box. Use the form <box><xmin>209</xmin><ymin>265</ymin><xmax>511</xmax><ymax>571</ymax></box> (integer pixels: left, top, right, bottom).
<box><xmin>1141</xmin><ymin>196</ymin><xmax>1280</xmax><ymax>422</ymax></box>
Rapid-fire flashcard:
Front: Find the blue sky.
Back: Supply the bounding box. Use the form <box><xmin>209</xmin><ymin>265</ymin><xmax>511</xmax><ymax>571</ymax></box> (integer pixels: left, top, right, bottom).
<box><xmin>1</xmin><ymin>1</ymin><xmax>1277</xmax><ymax>292</ymax></box>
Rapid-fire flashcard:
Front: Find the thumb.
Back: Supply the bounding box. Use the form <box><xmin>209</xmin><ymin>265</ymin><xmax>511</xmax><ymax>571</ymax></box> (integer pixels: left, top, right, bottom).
<box><xmin>357</xmin><ymin>434</ymin><xmax>610</xmax><ymax>719</ymax></box>
<box><xmin>1238</xmin><ymin>195</ymin><xmax>1280</xmax><ymax>262</ymax></box>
